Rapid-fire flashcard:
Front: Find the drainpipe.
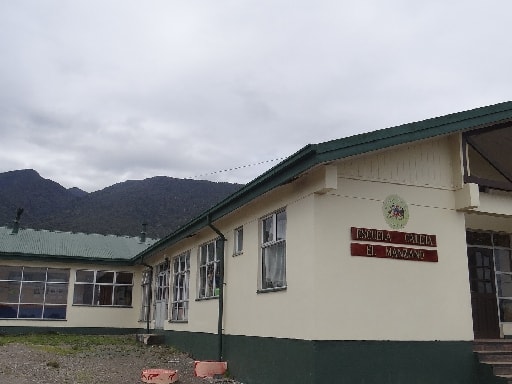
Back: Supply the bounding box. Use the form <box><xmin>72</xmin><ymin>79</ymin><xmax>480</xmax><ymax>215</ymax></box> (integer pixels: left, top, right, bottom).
<box><xmin>208</xmin><ymin>218</ymin><xmax>226</xmax><ymax>362</ymax></box>
<box><xmin>141</xmin><ymin>261</ymin><xmax>153</xmax><ymax>334</ymax></box>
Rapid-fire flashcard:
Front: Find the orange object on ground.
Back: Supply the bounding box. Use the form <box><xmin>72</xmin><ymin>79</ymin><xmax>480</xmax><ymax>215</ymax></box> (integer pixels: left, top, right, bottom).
<box><xmin>141</xmin><ymin>368</ymin><xmax>179</xmax><ymax>383</ymax></box>
<box><xmin>193</xmin><ymin>360</ymin><xmax>228</xmax><ymax>378</ymax></box>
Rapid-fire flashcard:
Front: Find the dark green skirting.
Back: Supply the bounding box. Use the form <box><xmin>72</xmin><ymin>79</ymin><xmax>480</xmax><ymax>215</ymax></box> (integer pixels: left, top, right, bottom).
<box><xmin>161</xmin><ymin>330</ymin><xmax>505</xmax><ymax>384</ymax></box>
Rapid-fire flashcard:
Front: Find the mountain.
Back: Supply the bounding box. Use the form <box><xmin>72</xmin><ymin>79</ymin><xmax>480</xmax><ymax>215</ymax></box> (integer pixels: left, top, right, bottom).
<box><xmin>0</xmin><ymin>169</ymin><xmax>243</xmax><ymax>238</ymax></box>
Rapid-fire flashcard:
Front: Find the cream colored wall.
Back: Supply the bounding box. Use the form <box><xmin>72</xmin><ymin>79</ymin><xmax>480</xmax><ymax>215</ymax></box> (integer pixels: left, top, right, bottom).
<box><xmin>156</xmin><ymin>176</ymin><xmax>322</xmax><ymax>340</ymax></box>
<box><xmin>0</xmin><ymin>259</ymin><xmax>143</xmax><ymax>329</ymax></box>
<box><xmin>150</xmin><ymin>134</ymin><xmax>479</xmax><ymax>341</ymax></box>
<box><xmin>309</xmin><ymin>135</ymin><xmax>474</xmax><ymax>340</ymax></box>
<box><xmin>312</xmin><ymin>179</ymin><xmax>473</xmax><ymax>340</ymax></box>
<box><xmin>338</xmin><ymin>135</ymin><xmax>463</xmax><ymax>190</ymax></box>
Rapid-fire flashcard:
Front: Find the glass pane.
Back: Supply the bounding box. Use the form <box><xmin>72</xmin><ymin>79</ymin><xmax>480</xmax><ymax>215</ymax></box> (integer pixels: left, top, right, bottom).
<box><xmin>500</xmin><ymin>299</ymin><xmax>512</xmax><ymax>322</ymax></box>
<box><xmin>0</xmin><ymin>281</ymin><xmax>20</xmax><ymax>302</ymax></box>
<box><xmin>207</xmin><ymin>243</ymin><xmax>215</xmax><ymax>262</ymax></box>
<box><xmin>199</xmin><ymin>267</ymin><xmax>207</xmax><ymax>298</ymax></box>
<box><xmin>18</xmin><ymin>304</ymin><xmax>43</xmax><ymax>318</ymax></box>
<box><xmin>114</xmin><ymin>286</ymin><xmax>132</xmax><ymax>306</ymax></box>
<box><xmin>262</xmin><ymin>216</ymin><xmax>273</xmax><ymax>243</ymax></box>
<box><xmin>0</xmin><ymin>266</ymin><xmax>22</xmax><ymax>281</ymax></box>
<box><xmin>96</xmin><ymin>285</ymin><xmax>113</xmax><ymax>305</ymax></box>
<box><xmin>43</xmin><ymin>305</ymin><xmax>66</xmax><ymax>320</ymax></box>
<box><xmin>494</xmin><ymin>233</ymin><xmax>511</xmax><ymax>248</ymax></box>
<box><xmin>47</xmin><ymin>269</ymin><xmax>69</xmax><ymax>283</ymax></box>
<box><xmin>200</xmin><ymin>245</ymin><xmax>207</xmax><ymax>265</ymax></box>
<box><xmin>498</xmin><ymin>274</ymin><xmax>512</xmax><ymax>297</ymax></box>
<box><xmin>236</xmin><ymin>228</ymin><xmax>243</xmax><ymax>252</ymax></box>
<box><xmin>496</xmin><ymin>250</ymin><xmax>512</xmax><ymax>272</ymax></box>
<box><xmin>116</xmin><ymin>272</ymin><xmax>133</xmax><ymax>284</ymax></box>
<box><xmin>45</xmin><ymin>283</ymin><xmax>68</xmax><ymax>304</ymax></box>
<box><xmin>73</xmin><ymin>284</ymin><xmax>94</xmax><ymax>305</ymax></box>
<box><xmin>467</xmin><ymin>231</ymin><xmax>492</xmax><ymax>246</ymax></box>
<box><xmin>76</xmin><ymin>270</ymin><xmax>94</xmax><ymax>283</ymax></box>
<box><xmin>276</xmin><ymin>211</ymin><xmax>286</xmax><ymax>241</ymax></box>
<box><xmin>20</xmin><ymin>282</ymin><xmax>45</xmax><ymax>303</ymax></box>
<box><xmin>22</xmin><ymin>267</ymin><xmax>46</xmax><ymax>282</ymax></box>
<box><xmin>96</xmin><ymin>271</ymin><xmax>114</xmax><ymax>284</ymax></box>
<box><xmin>0</xmin><ymin>304</ymin><xmax>18</xmax><ymax>318</ymax></box>
<box><xmin>262</xmin><ymin>242</ymin><xmax>286</xmax><ymax>289</ymax></box>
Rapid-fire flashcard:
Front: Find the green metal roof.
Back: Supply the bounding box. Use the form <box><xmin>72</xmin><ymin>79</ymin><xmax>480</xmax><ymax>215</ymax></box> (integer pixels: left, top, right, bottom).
<box><xmin>0</xmin><ymin>227</ymin><xmax>158</xmax><ymax>265</ymax></box>
<box><xmin>135</xmin><ymin>101</ymin><xmax>512</xmax><ymax>260</ymax></box>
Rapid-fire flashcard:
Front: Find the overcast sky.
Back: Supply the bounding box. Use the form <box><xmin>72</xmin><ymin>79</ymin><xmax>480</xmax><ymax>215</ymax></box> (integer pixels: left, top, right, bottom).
<box><xmin>0</xmin><ymin>1</ymin><xmax>511</xmax><ymax>192</ymax></box>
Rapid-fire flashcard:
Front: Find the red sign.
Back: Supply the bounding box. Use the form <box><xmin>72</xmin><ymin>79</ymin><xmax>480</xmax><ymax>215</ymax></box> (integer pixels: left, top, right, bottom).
<box><xmin>351</xmin><ymin>243</ymin><xmax>438</xmax><ymax>262</ymax></box>
<box><xmin>351</xmin><ymin>227</ymin><xmax>437</xmax><ymax>247</ymax></box>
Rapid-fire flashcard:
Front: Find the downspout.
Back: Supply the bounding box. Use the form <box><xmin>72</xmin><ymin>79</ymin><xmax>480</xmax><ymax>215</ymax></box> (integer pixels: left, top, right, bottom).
<box><xmin>141</xmin><ymin>260</ymin><xmax>153</xmax><ymax>334</ymax></box>
<box><xmin>208</xmin><ymin>217</ymin><xmax>226</xmax><ymax>362</ymax></box>
<box><xmin>138</xmin><ymin>223</ymin><xmax>153</xmax><ymax>333</ymax></box>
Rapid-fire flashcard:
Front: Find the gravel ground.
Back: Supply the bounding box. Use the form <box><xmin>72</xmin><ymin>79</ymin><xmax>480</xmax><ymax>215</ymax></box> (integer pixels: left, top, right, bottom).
<box><xmin>0</xmin><ymin>335</ymin><xmax>241</xmax><ymax>384</ymax></box>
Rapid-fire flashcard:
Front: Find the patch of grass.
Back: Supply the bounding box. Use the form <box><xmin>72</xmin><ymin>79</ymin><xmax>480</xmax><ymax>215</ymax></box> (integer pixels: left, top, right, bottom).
<box><xmin>0</xmin><ymin>334</ymin><xmax>139</xmax><ymax>354</ymax></box>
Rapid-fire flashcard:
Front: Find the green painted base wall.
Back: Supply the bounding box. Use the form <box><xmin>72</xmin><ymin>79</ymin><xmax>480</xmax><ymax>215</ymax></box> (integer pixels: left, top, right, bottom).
<box><xmin>162</xmin><ymin>330</ymin><xmax>505</xmax><ymax>384</ymax></box>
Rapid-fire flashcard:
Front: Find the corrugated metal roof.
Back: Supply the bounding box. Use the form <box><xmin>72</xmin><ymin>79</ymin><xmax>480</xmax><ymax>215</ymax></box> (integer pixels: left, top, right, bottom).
<box><xmin>0</xmin><ymin>227</ymin><xmax>158</xmax><ymax>263</ymax></box>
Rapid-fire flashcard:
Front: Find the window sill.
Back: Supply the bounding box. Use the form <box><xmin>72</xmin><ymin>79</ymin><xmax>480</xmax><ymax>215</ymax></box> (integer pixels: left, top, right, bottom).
<box><xmin>169</xmin><ymin>320</ymin><xmax>188</xmax><ymax>324</ymax></box>
<box><xmin>72</xmin><ymin>304</ymin><xmax>133</xmax><ymax>308</ymax></box>
<box><xmin>0</xmin><ymin>318</ymin><xmax>67</xmax><ymax>321</ymax></box>
<box><xmin>195</xmin><ymin>296</ymin><xmax>219</xmax><ymax>302</ymax></box>
<box><xmin>233</xmin><ymin>251</ymin><xmax>243</xmax><ymax>257</ymax></box>
<box><xmin>257</xmin><ymin>286</ymin><xmax>287</xmax><ymax>294</ymax></box>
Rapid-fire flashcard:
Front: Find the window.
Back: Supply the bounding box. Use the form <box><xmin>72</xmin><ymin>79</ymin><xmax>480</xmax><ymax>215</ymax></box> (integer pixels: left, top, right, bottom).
<box><xmin>73</xmin><ymin>270</ymin><xmax>133</xmax><ymax>306</ymax></box>
<box><xmin>198</xmin><ymin>240</ymin><xmax>221</xmax><ymax>299</ymax></box>
<box><xmin>260</xmin><ymin>210</ymin><xmax>287</xmax><ymax>290</ymax></box>
<box><xmin>234</xmin><ymin>226</ymin><xmax>243</xmax><ymax>256</ymax></box>
<box><xmin>0</xmin><ymin>266</ymin><xmax>69</xmax><ymax>320</ymax></box>
<box><xmin>171</xmin><ymin>252</ymin><xmax>190</xmax><ymax>321</ymax></box>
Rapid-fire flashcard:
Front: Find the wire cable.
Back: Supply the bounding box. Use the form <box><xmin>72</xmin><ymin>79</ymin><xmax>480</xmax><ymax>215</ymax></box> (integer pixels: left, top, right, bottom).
<box><xmin>192</xmin><ymin>157</ymin><xmax>286</xmax><ymax>179</ymax></box>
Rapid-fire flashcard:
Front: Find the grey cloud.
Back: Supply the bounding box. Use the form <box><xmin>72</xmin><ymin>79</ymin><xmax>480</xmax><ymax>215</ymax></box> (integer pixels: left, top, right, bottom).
<box><xmin>1</xmin><ymin>1</ymin><xmax>512</xmax><ymax>191</ymax></box>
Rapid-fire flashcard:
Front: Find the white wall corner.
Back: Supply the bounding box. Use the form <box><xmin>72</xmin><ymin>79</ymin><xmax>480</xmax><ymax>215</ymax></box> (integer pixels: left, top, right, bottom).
<box><xmin>315</xmin><ymin>164</ymin><xmax>338</xmax><ymax>194</ymax></box>
<box><xmin>455</xmin><ymin>183</ymin><xmax>480</xmax><ymax>211</ymax></box>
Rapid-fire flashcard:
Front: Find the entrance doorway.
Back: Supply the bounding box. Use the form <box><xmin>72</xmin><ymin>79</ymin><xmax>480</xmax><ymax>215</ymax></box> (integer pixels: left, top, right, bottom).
<box><xmin>467</xmin><ymin>230</ymin><xmax>512</xmax><ymax>339</ymax></box>
<box><xmin>467</xmin><ymin>245</ymin><xmax>500</xmax><ymax>338</ymax></box>
<box><xmin>154</xmin><ymin>261</ymin><xmax>169</xmax><ymax>330</ymax></box>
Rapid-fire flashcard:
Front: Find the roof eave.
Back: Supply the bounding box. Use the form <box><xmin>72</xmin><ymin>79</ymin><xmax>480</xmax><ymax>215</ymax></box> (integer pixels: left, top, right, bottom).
<box><xmin>133</xmin><ymin>101</ymin><xmax>512</xmax><ymax>262</ymax></box>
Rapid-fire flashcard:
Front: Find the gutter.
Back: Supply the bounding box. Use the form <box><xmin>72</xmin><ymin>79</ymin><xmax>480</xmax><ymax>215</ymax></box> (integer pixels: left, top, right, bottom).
<box><xmin>208</xmin><ymin>218</ymin><xmax>226</xmax><ymax>362</ymax></box>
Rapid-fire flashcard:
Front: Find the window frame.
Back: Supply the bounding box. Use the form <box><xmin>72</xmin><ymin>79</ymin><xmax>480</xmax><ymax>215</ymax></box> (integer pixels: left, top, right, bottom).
<box><xmin>259</xmin><ymin>209</ymin><xmax>287</xmax><ymax>292</ymax></box>
<box><xmin>170</xmin><ymin>251</ymin><xmax>190</xmax><ymax>322</ymax></box>
<box><xmin>198</xmin><ymin>239</ymin><xmax>221</xmax><ymax>300</ymax></box>
<box><xmin>73</xmin><ymin>269</ymin><xmax>133</xmax><ymax>307</ymax></box>
<box><xmin>0</xmin><ymin>266</ymin><xmax>69</xmax><ymax>320</ymax></box>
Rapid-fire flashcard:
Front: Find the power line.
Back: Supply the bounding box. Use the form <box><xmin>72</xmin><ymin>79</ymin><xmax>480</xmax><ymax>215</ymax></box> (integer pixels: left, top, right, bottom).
<box><xmin>192</xmin><ymin>157</ymin><xmax>286</xmax><ymax>179</ymax></box>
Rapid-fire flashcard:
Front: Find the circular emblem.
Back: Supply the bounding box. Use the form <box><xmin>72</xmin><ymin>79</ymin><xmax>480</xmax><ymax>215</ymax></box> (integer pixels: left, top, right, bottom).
<box><xmin>382</xmin><ymin>195</ymin><xmax>409</xmax><ymax>229</ymax></box>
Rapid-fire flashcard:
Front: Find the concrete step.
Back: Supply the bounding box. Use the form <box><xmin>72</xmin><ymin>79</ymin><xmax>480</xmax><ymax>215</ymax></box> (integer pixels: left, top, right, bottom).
<box><xmin>494</xmin><ymin>364</ymin><xmax>512</xmax><ymax>376</ymax></box>
<box><xmin>474</xmin><ymin>340</ymin><xmax>512</xmax><ymax>353</ymax></box>
<box><xmin>479</xmin><ymin>352</ymin><xmax>512</xmax><ymax>364</ymax></box>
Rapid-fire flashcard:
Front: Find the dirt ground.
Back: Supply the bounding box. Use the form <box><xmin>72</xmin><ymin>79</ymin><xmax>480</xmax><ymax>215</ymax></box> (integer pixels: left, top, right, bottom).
<box><xmin>0</xmin><ymin>336</ymin><xmax>241</xmax><ymax>384</ymax></box>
